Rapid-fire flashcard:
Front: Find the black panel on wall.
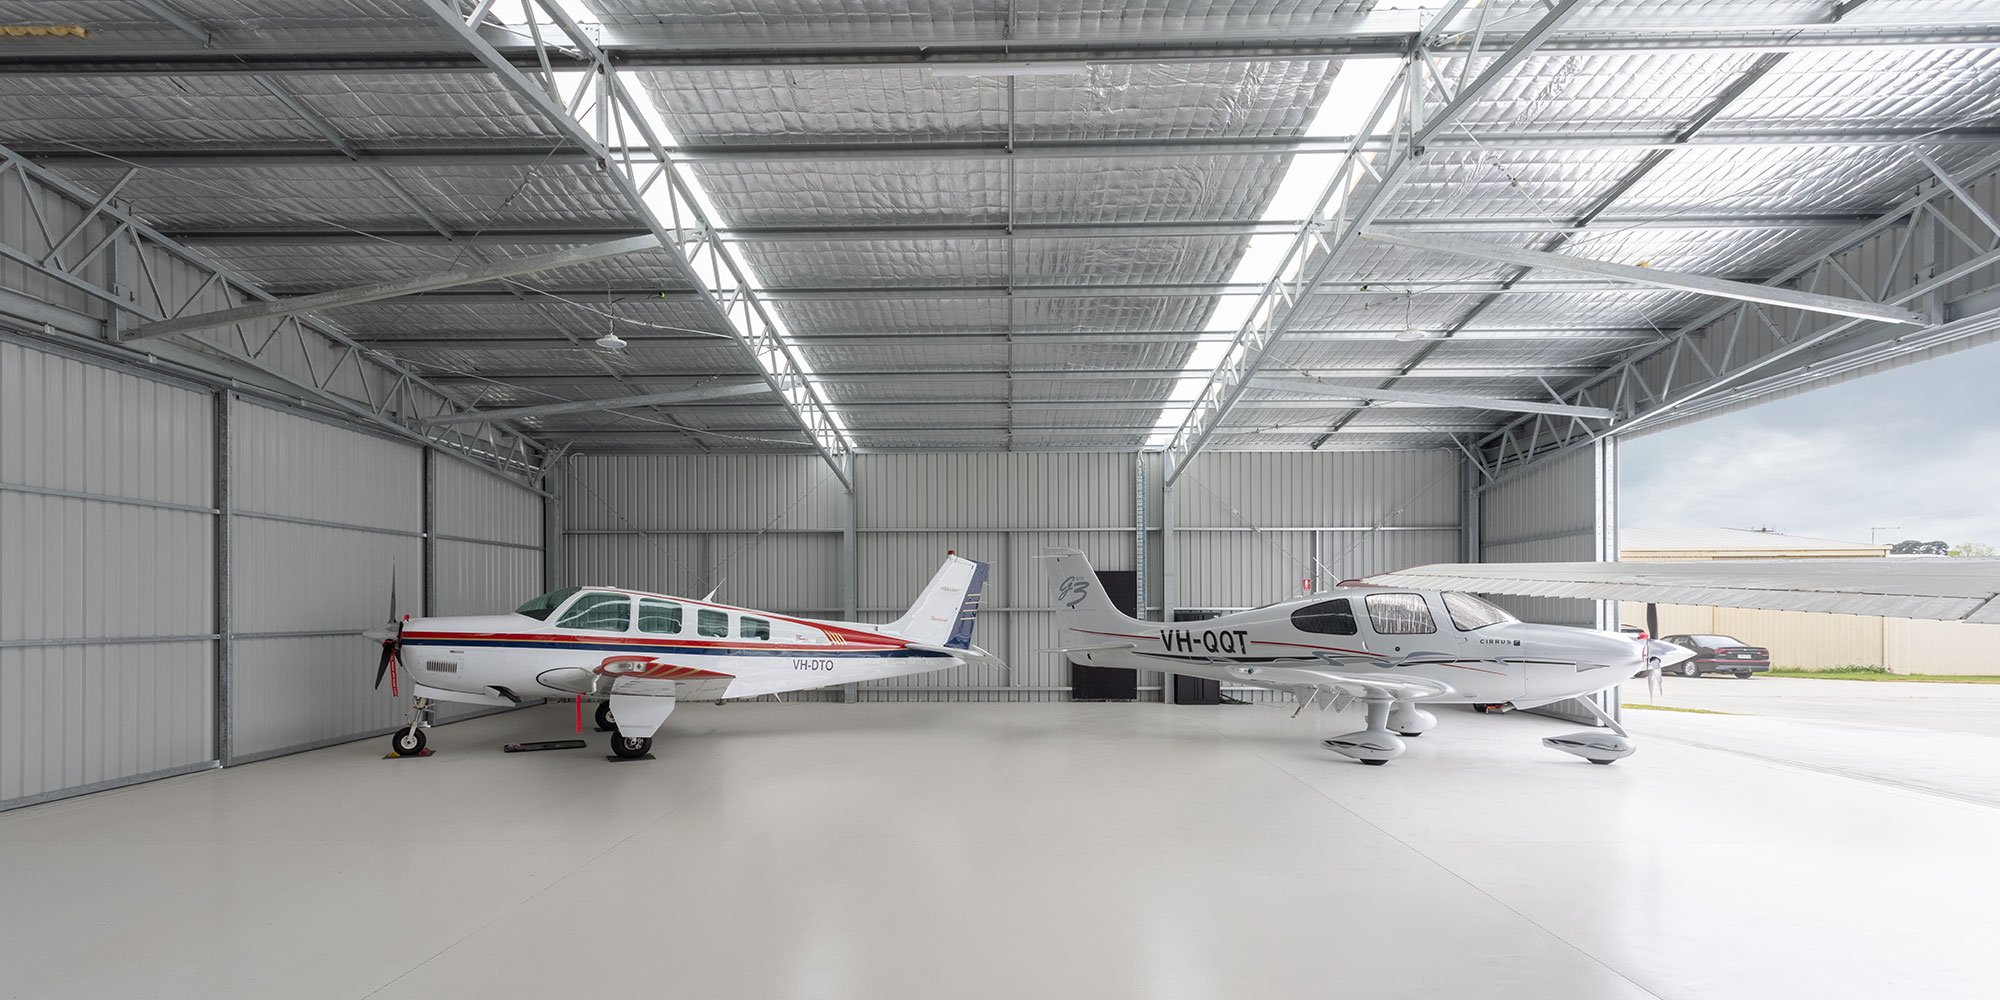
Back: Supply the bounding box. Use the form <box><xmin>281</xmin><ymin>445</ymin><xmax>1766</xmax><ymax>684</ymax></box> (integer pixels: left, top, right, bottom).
<box><xmin>1169</xmin><ymin>609</ymin><xmax>1225</xmax><ymax>706</ymax></box>
<box><xmin>1069</xmin><ymin>570</ymin><xmax>1138</xmax><ymax>701</ymax></box>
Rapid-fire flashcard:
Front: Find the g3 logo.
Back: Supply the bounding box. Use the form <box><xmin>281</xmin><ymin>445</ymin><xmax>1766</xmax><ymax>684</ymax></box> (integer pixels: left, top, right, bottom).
<box><xmin>1057</xmin><ymin>575</ymin><xmax>1091</xmax><ymax>610</ymax></box>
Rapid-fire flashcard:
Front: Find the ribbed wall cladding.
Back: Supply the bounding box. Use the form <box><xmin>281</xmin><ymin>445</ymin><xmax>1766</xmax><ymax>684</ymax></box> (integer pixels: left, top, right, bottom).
<box><xmin>564</xmin><ymin>449</ymin><xmax>1463</xmax><ymax>703</ymax></box>
<box><xmin>1482</xmin><ymin>446</ymin><xmax>1602</xmax><ymax>628</ymax></box>
<box><xmin>431</xmin><ymin>453</ymin><xmax>543</xmax><ymax>618</ymax></box>
<box><xmin>227</xmin><ymin>404</ymin><xmax>424</xmax><ymax>760</ymax></box>
<box><xmin>0</xmin><ymin>342</ymin><xmax>218</xmax><ymax>807</ymax></box>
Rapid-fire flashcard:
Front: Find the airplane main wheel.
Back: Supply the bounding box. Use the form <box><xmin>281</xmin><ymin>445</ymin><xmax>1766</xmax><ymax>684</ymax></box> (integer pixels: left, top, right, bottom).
<box><xmin>594</xmin><ymin>701</ymin><xmax>615</xmax><ymax>730</ymax></box>
<box><xmin>1360</xmin><ymin>758</ymin><xmax>1389</xmax><ymax>766</ymax></box>
<box><xmin>391</xmin><ymin>728</ymin><xmax>426</xmax><ymax>756</ymax></box>
<box><xmin>610</xmin><ymin>735</ymin><xmax>652</xmax><ymax>760</ymax></box>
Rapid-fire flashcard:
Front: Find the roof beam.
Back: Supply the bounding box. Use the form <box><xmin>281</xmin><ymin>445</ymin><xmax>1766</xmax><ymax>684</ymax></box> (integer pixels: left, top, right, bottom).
<box><xmin>1243</xmin><ymin>379</ymin><xmax>1614</xmax><ymax>420</ymax></box>
<box><xmin>157</xmin><ymin>212</ymin><xmax>1877</xmax><ymax>246</ymax></box>
<box><xmin>29</xmin><ymin>128</ymin><xmax>2000</xmax><ymax>171</ymax></box>
<box><xmin>425</xmin><ymin>366</ymin><xmax>1606</xmax><ymax>387</ymax></box>
<box><xmin>9</xmin><ymin>19</ymin><xmax>1999</xmax><ymax>76</ymax></box>
<box><xmin>119</xmin><ymin>235</ymin><xmax>663</xmax><ymax>343</ymax></box>
<box><xmin>303</xmin><ymin>277</ymin><xmax>1673</xmax><ymax>305</ymax></box>
<box><xmin>1361</xmin><ymin>230</ymin><xmax>1928</xmax><ymax>326</ymax></box>
<box><xmin>422</xmin><ymin>380</ymin><xmax>773</xmax><ymax>426</ymax></box>
<box><xmin>357</xmin><ymin>327</ymin><xmax>1659</xmax><ymax>350</ymax></box>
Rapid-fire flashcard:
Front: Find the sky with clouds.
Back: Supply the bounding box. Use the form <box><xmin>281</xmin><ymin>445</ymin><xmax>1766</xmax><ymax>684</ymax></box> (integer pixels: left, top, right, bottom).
<box><xmin>1619</xmin><ymin>340</ymin><xmax>2000</xmax><ymax>548</ymax></box>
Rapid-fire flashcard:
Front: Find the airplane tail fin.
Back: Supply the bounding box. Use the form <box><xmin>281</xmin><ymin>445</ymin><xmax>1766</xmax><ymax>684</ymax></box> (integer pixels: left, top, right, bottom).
<box><xmin>883</xmin><ymin>554</ymin><xmax>990</xmax><ymax>649</ymax></box>
<box><xmin>1043</xmin><ymin>547</ymin><xmax>1144</xmax><ymax>632</ymax></box>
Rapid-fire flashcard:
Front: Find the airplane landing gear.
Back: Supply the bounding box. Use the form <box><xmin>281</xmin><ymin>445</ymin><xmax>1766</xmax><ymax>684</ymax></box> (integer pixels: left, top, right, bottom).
<box><xmin>1387</xmin><ymin>701</ymin><xmax>1436</xmax><ymax>737</ymax></box>
<box><xmin>594</xmin><ymin>701</ymin><xmax>615</xmax><ymax>732</ymax></box>
<box><xmin>1322</xmin><ymin>696</ymin><xmax>1406</xmax><ymax>764</ymax></box>
<box><xmin>389</xmin><ymin>697</ymin><xmax>433</xmax><ymax>756</ymax></box>
<box><xmin>1542</xmin><ymin>695</ymin><xmax>1636</xmax><ymax>764</ymax></box>
<box><xmin>391</xmin><ymin>727</ymin><xmax>427</xmax><ymax>756</ymax></box>
<box><xmin>610</xmin><ymin>734</ymin><xmax>653</xmax><ymax>760</ymax></box>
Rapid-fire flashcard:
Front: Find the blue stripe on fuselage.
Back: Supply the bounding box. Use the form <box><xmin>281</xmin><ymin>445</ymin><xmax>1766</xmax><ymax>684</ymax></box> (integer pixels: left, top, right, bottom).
<box><xmin>399</xmin><ymin>637</ymin><xmax>946</xmax><ymax>659</ymax></box>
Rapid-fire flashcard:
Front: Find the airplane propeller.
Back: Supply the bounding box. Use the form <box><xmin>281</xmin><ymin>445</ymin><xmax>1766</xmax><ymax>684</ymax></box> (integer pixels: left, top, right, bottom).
<box><xmin>1646</xmin><ymin>655</ymin><xmax>1662</xmax><ymax>702</ymax></box>
<box><xmin>366</xmin><ymin>573</ymin><xmax>404</xmax><ymax>691</ymax></box>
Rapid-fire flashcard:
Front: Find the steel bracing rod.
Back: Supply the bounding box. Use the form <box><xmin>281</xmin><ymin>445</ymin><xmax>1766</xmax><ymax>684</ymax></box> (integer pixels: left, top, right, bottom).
<box><xmin>1161</xmin><ymin>0</ymin><xmax>1589</xmax><ymax>487</ymax></box>
<box><xmin>11</xmin><ymin>17</ymin><xmax>2000</xmax><ymax>75</ymax></box>
<box><xmin>1241</xmin><ymin>379</ymin><xmax>1614</xmax><ymax>420</ymax></box>
<box><xmin>1360</xmin><ymin>231</ymin><xmax>1928</xmax><ymax>326</ymax></box>
<box><xmin>421</xmin><ymin>380</ymin><xmax>774</xmax><ymax>426</ymax></box>
<box><xmin>0</xmin><ymin>142</ymin><xmax>542</xmax><ymax>474</ymax></box>
<box><xmin>442</xmin><ymin>396</ymin><xmax>1539</xmax><ymax>412</ymax></box>
<box><xmin>121</xmin><ymin>235</ymin><xmax>663</xmax><ymax>342</ymax></box>
<box><xmin>418</xmin><ymin>0</ymin><xmax>851</xmax><ymax>483</ymax></box>
<box><xmin>30</xmin><ymin>128</ymin><xmax>2000</xmax><ymax>172</ymax></box>
<box><xmin>1472</xmin><ymin>148</ymin><xmax>2000</xmax><ymax>483</ymax></box>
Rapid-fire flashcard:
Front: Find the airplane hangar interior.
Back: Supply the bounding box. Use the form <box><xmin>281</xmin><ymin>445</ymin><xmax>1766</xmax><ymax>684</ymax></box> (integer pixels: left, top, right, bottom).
<box><xmin>5</xmin><ymin>2</ymin><xmax>2000</xmax><ymax>997</ymax></box>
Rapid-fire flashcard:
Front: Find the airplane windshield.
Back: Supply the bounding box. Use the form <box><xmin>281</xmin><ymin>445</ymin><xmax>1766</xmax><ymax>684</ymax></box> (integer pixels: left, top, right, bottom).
<box><xmin>1442</xmin><ymin>592</ymin><xmax>1517</xmax><ymax>631</ymax></box>
<box><xmin>514</xmin><ymin>587</ymin><xmax>581</xmax><ymax>621</ymax></box>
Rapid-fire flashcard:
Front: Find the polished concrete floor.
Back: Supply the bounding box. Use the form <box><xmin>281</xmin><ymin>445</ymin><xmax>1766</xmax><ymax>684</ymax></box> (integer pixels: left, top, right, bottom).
<box><xmin>4</xmin><ymin>698</ymin><xmax>1997</xmax><ymax>1000</ymax></box>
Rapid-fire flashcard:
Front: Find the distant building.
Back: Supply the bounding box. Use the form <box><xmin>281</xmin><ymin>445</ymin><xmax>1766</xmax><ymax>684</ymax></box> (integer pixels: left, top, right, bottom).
<box><xmin>1619</xmin><ymin>528</ymin><xmax>1993</xmax><ymax>675</ymax></box>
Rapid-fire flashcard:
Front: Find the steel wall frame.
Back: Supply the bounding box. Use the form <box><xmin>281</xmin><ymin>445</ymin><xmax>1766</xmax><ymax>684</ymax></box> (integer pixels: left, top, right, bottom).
<box><xmin>0</xmin><ymin>142</ymin><xmax>543</xmax><ymax>478</ymax></box>
<box><xmin>0</xmin><ymin>334</ymin><xmax>549</xmax><ymax>807</ymax></box>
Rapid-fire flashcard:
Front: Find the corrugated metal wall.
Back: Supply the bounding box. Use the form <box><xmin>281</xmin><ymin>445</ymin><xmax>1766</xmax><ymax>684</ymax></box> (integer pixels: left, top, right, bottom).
<box><xmin>1</xmin><ymin>341</ymin><xmax>219</xmax><ymax>807</ymax></box>
<box><xmin>431</xmin><ymin>452</ymin><xmax>544</xmax><ymax>617</ymax></box>
<box><xmin>227</xmin><ymin>403</ymin><xmax>425</xmax><ymax>760</ymax></box>
<box><xmin>1172</xmin><ymin>451</ymin><xmax>1463</xmax><ymax>702</ymax></box>
<box><xmin>564</xmin><ymin>449</ymin><xmax>1462</xmax><ymax>703</ymax></box>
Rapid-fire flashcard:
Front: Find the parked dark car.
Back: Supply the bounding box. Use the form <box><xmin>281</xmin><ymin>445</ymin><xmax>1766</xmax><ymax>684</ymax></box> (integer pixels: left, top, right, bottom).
<box><xmin>1661</xmin><ymin>634</ymin><xmax>1770</xmax><ymax>678</ymax></box>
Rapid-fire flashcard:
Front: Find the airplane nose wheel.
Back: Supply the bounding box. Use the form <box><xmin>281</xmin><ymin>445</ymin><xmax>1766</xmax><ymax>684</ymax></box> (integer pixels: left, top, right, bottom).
<box><xmin>391</xmin><ymin>728</ymin><xmax>427</xmax><ymax>756</ymax></box>
<box><xmin>388</xmin><ymin>697</ymin><xmax>433</xmax><ymax>756</ymax></box>
<box><xmin>610</xmin><ymin>735</ymin><xmax>652</xmax><ymax>759</ymax></box>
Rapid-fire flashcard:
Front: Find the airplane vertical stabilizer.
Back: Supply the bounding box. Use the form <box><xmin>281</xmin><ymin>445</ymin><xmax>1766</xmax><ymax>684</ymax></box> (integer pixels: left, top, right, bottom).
<box><xmin>1044</xmin><ymin>548</ymin><xmax>1144</xmax><ymax>631</ymax></box>
<box><xmin>884</xmin><ymin>555</ymin><xmax>989</xmax><ymax>648</ymax></box>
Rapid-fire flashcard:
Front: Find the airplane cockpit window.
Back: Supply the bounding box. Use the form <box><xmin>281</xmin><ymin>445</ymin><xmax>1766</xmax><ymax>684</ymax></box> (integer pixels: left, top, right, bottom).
<box><xmin>514</xmin><ymin>587</ymin><xmax>580</xmax><ymax>621</ymax></box>
<box><xmin>556</xmin><ymin>592</ymin><xmax>631</xmax><ymax>632</ymax></box>
<box><xmin>1442</xmin><ymin>592</ymin><xmax>1518</xmax><ymax>631</ymax></box>
<box><xmin>1290</xmin><ymin>599</ymin><xmax>1357</xmax><ymax>635</ymax></box>
<box><xmin>637</xmin><ymin>599</ymin><xmax>683</xmax><ymax>635</ymax></box>
<box><xmin>697</xmin><ymin>608</ymin><xmax>729</xmax><ymax>638</ymax></box>
<box><xmin>740</xmin><ymin>616</ymin><xmax>771</xmax><ymax>641</ymax></box>
<box><xmin>1365</xmin><ymin>593</ymin><xmax>1436</xmax><ymax>635</ymax></box>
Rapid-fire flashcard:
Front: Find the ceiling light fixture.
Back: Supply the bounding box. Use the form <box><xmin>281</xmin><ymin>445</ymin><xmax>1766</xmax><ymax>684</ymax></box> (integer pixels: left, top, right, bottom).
<box><xmin>594</xmin><ymin>331</ymin><xmax>628</xmax><ymax>351</ymax></box>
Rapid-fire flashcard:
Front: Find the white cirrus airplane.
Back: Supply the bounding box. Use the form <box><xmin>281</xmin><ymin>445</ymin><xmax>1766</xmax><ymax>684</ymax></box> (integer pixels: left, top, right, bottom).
<box><xmin>1047</xmin><ymin>549</ymin><xmax>2000</xmax><ymax>766</ymax></box>
<box><xmin>363</xmin><ymin>554</ymin><xmax>996</xmax><ymax>760</ymax></box>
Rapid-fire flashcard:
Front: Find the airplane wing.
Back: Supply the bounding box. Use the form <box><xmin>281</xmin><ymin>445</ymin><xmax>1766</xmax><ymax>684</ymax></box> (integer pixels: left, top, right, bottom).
<box><xmin>1366</xmin><ymin>559</ymin><xmax>2000</xmax><ymax>623</ymax></box>
<box><xmin>1225</xmin><ymin>663</ymin><xmax>1454</xmax><ymax>702</ymax></box>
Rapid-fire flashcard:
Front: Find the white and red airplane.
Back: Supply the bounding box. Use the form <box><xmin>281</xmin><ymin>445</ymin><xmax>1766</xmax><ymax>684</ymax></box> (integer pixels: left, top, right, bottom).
<box><xmin>363</xmin><ymin>554</ymin><xmax>995</xmax><ymax>759</ymax></box>
<box><xmin>1046</xmin><ymin>548</ymin><xmax>1689</xmax><ymax>765</ymax></box>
